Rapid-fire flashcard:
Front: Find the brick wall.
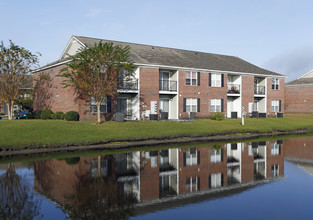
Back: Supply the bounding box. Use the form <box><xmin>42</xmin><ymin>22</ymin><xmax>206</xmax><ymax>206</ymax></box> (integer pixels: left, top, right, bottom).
<box><xmin>139</xmin><ymin>67</ymin><xmax>160</xmax><ymax>117</ymax></box>
<box><xmin>267</xmin><ymin>78</ymin><xmax>285</xmax><ymax>115</ymax></box>
<box><xmin>285</xmin><ymin>85</ymin><xmax>313</xmax><ymax>114</ymax></box>
<box><xmin>178</xmin><ymin>71</ymin><xmax>227</xmax><ymax>119</ymax></box>
<box><xmin>241</xmin><ymin>75</ymin><xmax>254</xmax><ymax>113</ymax></box>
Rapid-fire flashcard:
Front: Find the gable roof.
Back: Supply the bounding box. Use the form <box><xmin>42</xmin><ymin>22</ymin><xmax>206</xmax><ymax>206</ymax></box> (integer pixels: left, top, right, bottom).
<box><xmin>37</xmin><ymin>35</ymin><xmax>285</xmax><ymax>77</ymax></box>
<box><xmin>286</xmin><ymin>77</ymin><xmax>313</xmax><ymax>87</ymax></box>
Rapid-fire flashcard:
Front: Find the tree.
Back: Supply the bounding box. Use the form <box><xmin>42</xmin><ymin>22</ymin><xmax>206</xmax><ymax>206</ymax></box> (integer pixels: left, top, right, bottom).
<box><xmin>0</xmin><ymin>41</ymin><xmax>40</xmax><ymax>119</ymax></box>
<box><xmin>59</xmin><ymin>41</ymin><xmax>135</xmax><ymax>123</ymax></box>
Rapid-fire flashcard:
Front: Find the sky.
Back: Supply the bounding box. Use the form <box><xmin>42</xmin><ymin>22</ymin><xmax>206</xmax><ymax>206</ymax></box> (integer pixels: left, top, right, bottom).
<box><xmin>1</xmin><ymin>0</ymin><xmax>313</xmax><ymax>82</ymax></box>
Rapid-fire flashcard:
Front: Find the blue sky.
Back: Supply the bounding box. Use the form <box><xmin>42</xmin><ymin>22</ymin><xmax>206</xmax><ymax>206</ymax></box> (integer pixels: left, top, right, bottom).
<box><xmin>1</xmin><ymin>0</ymin><xmax>313</xmax><ymax>81</ymax></box>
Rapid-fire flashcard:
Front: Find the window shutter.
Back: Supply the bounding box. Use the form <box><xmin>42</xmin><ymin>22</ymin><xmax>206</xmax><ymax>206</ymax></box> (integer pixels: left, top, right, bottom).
<box><xmin>197</xmin><ymin>98</ymin><xmax>200</xmax><ymax>112</ymax></box>
<box><xmin>197</xmin><ymin>72</ymin><xmax>200</xmax><ymax>86</ymax></box>
<box><xmin>209</xmin><ymin>176</ymin><xmax>211</xmax><ymax>188</ymax></box>
<box><xmin>209</xmin><ymin>73</ymin><xmax>212</xmax><ymax>87</ymax></box>
<box><xmin>183</xmin><ymin>98</ymin><xmax>186</xmax><ymax>112</ymax></box>
<box><xmin>279</xmin><ymin>100</ymin><xmax>282</xmax><ymax>112</ymax></box>
<box><xmin>221</xmin><ymin>174</ymin><xmax>224</xmax><ymax>187</ymax></box>
<box><xmin>221</xmin><ymin>149</ymin><xmax>223</xmax><ymax>162</ymax></box>
<box><xmin>279</xmin><ymin>145</ymin><xmax>281</xmax><ymax>155</ymax></box>
<box><xmin>197</xmin><ymin>151</ymin><xmax>200</xmax><ymax>165</ymax></box>
<box><xmin>107</xmin><ymin>96</ymin><xmax>111</xmax><ymax>113</ymax></box>
<box><xmin>221</xmin><ymin>99</ymin><xmax>224</xmax><ymax>112</ymax></box>
<box><xmin>221</xmin><ymin>74</ymin><xmax>224</xmax><ymax>87</ymax></box>
<box><xmin>183</xmin><ymin>152</ymin><xmax>186</xmax><ymax>166</ymax></box>
<box><xmin>197</xmin><ymin>177</ymin><xmax>200</xmax><ymax>190</ymax></box>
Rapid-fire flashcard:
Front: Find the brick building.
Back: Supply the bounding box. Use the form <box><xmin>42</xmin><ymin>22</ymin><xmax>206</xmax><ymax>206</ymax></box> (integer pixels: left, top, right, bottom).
<box><xmin>285</xmin><ymin>69</ymin><xmax>313</xmax><ymax>114</ymax></box>
<box><xmin>33</xmin><ymin>140</ymin><xmax>284</xmax><ymax>215</ymax></box>
<box><xmin>33</xmin><ymin>36</ymin><xmax>286</xmax><ymax>121</ymax></box>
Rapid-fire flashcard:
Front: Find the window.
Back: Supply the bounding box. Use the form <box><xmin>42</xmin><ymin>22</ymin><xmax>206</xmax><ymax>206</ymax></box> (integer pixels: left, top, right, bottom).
<box><xmin>210</xmin><ymin>99</ymin><xmax>221</xmax><ymax>112</ymax></box>
<box><xmin>210</xmin><ymin>149</ymin><xmax>222</xmax><ymax>163</ymax></box>
<box><xmin>271</xmin><ymin>164</ymin><xmax>279</xmax><ymax>177</ymax></box>
<box><xmin>271</xmin><ymin>143</ymin><xmax>280</xmax><ymax>156</ymax></box>
<box><xmin>90</xmin><ymin>97</ymin><xmax>107</xmax><ymax>113</ymax></box>
<box><xmin>184</xmin><ymin>148</ymin><xmax>198</xmax><ymax>166</ymax></box>
<box><xmin>211</xmin><ymin>73</ymin><xmax>222</xmax><ymax>87</ymax></box>
<box><xmin>91</xmin><ymin>159</ymin><xmax>108</xmax><ymax>178</ymax></box>
<box><xmin>210</xmin><ymin>173</ymin><xmax>222</xmax><ymax>188</ymax></box>
<box><xmin>186</xmin><ymin>98</ymin><xmax>197</xmax><ymax>112</ymax></box>
<box><xmin>186</xmin><ymin>177</ymin><xmax>199</xmax><ymax>192</ymax></box>
<box><xmin>186</xmin><ymin>71</ymin><xmax>197</xmax><ymax>85</ymax></box>
<box><xmin>271</xmin><ymin>100</ymin><xmax>279</xmax><ymax>112</ymax></box>
<box><xmin>272</xmin><ymin>78</ymin><xmax>279</xmax><ymax>90</ymax></box>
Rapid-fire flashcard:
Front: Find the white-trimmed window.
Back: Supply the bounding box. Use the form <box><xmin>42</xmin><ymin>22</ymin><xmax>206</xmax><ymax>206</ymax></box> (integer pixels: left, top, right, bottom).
<box><xmin>185</xmin><ymin>149</ymin><xmax>197</xmax><ymax>166</ymax></box>
<box><xmin>90</xmin><ymin>97</ymin><xmax>107</xmax><ymax>113</ymax></box>
<box><xmin>271</xmin><ymin>143</ymin><xmax>280</xmax><ymax>156</ymax></box>
<box><xmin>210</xmin><ymin>99</ymin><xmax>222</xmax><ymax>112</ymax></box>
<box><xmin>186</xmin><ymin>71</ymin><xmax>197</xmax><ymax>86</ymax></box>
<box><xmin>186</xmin><ymin>98</ymin><xmax>197</xmax><ymax>112</ymax></box>
<box><xmin>272</xmin><ymin>78</ymin><xmax>279</xmax><ymax>90</ymax></box>
<box><xmin>210</xmin><ymin>173</ymin><xmax>222</xmax><ymax>188</ymax></box>
<box><xmin>271</xmin><ymin>164</ymin><xmax>279</xmax><ymax>177</ymax></box>
<box><xmin>211</xmin><ymin>73</ymin><xmax>222</xmax><ymax>87</ymax></box>
<box><xmin>210</xmin><ymin>149</ymin><xmax>222</xmax><ymax>163</ymax></box>
<box><xmin>271</xmin><ymin>100</ymin><xmax>279</xmax><ymax>112</ymax></box>
<box><xmin>186</xmin><ymin>177</ymin><xmax>199</xmax><ymax>192</ymax></box>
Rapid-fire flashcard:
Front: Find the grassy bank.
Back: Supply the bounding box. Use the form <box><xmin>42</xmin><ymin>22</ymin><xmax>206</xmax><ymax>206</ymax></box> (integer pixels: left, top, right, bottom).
<box><xmin>0</xmin><ymin>114</ymin><xmax>313</xmax><ymax>149</ymax></box>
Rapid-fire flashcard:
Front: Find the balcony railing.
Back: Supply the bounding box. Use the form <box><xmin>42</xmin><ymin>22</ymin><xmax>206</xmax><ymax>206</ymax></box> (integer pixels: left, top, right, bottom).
<box><xmin>118</xmin><ymin>79</ymin><xmax>138</xmax><ymax>90</ymax></box>
<box><xmin>227</xmin><ymin>84</ymin><xmax>240</xmax><ymax>94</ymax></box>
<box><xmin>159</xmin><ymin>80</ymin><xmax>177</xmax><ymax>92</ymax></box>
<box><xmin>254</xmin><ymin>86</ymin><xmax>265</xmax><ymax>95</ymax></box>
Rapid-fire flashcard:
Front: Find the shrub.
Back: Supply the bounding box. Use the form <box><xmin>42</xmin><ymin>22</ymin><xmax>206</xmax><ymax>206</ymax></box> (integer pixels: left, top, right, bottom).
<box><xmin>51</xmin><ymin>111</ymin><xmax>65</xmax><ymax>120</ymax></box>
<box><xmin>65</xmin><ymin>111</ymin><xmax>79</xmax><ymax>121</ymax></box>
<box><xmin>26</xmin><ymin>110</ymin><xmax>42</xmax><ymax>119</ymax></box>
<box><xmin>210</xmin><ymin>112</ymin><xmax>225</xmax><ymax>121</ymax></box>
<box><xmin>65</xmin><ymin>157</ymin><xmax>80</xmax><ymax>165</ymax></box>
<box><xmin>40</xmin><ymin>109</ymin><xmax>54</xmax><ymax>120</ymax></box>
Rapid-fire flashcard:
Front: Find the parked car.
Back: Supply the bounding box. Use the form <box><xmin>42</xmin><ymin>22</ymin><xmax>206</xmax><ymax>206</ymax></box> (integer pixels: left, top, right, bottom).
<box><xmin>15</xmin><ymin>111</ymin><xmax>27</xmax><ymax>119</ymax></box>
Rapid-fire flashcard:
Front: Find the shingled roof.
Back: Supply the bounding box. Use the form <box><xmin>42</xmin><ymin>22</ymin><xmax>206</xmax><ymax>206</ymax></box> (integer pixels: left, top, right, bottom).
<box><xmin>39</xmin><ymin>35</ymin><xmax>285</xmax><ymax>77</ymax></box>
<box><xmin>286</xmin><ymin>77</ymin><xmax>313</xmax><ymax>86</ymax></box>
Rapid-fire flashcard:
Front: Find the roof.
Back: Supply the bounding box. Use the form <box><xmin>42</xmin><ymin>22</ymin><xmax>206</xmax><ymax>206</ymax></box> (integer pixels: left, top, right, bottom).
<box><xmin>286</xmin><ymin>77</ymin><xmax>313</xmax><ymax>86</ymax></box>
<box><xmin>38</xmin><ymin>35</ymin><xmax>285</xmax><ymax>77</ymax></box>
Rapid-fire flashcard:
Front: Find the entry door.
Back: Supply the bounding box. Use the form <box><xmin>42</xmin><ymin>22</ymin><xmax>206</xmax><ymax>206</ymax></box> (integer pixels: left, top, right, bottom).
<box><xmin>118</xmin><ymin>98</ymin><xmax>128</xmax><ymax>116</ymax></box>
<box><xmin>159</xmin><ymin>99</ymin><xmax>169</xmax><ymax>119</ymax></box>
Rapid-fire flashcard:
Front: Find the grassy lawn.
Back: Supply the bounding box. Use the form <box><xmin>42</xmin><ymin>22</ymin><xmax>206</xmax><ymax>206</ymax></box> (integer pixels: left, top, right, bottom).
<box><xmin>0</xmin><ymin>114</ymin><xmax>313</xmax><ymax>149</ymax></box>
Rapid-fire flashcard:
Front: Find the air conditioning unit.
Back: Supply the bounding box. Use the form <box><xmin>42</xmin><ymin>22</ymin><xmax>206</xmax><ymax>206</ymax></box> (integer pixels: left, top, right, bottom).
<box><xmin>231</xmin><ymin>111</ymin><xmax>237</xmax><ymax>119</ymax></box>
<box><xmin>276</xmin><ymin>112</ymin><xmax>283</xmax><ymax>118</ymax></box>
<box><xmin>189</xmin><ymin>112</ymin><xmax>196</xmax><ymax>120</ymax></box>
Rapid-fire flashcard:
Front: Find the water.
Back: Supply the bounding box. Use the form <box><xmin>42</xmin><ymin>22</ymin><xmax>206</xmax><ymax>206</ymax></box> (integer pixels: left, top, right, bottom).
<box><xmin>1</xmin><ymin>136</ymin><xmax>313</xmax><ymax>219</ymax></box>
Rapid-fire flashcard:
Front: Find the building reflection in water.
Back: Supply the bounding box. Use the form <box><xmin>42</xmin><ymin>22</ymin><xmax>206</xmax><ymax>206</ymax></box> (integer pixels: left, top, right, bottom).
<box><xmin>33</xmin><ymin>139</ymin><xmax>284</xmax><ymax>217</ymax></box>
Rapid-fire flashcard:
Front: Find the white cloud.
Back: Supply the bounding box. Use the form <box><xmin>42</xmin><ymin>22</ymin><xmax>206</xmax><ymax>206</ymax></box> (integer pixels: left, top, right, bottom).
<box><xmin>84</xmin><ymin>8</ymin><xmax>102</xmax><ymax>17</ymax></box>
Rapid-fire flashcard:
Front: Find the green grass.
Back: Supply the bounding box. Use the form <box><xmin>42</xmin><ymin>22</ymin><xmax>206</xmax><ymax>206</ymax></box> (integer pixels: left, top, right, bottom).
<box><xmin>0</xmin><ymin>114</ymin><xmax>313</xmax><ymax>149</ymax></box>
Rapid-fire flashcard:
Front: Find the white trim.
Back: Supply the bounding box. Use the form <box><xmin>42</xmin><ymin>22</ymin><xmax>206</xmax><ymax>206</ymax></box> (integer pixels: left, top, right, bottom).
<box><xmin>59</xmin><ymin>36</ymin><xmax>86</xmax><ymax>60</ymax></box>
<box><xmin>285</xmin><ymin>83</ymin><xmax>313</xmax><ymax>88</ymax></box>
<box><xmin>297</xmin><ymin>69</ymin><xmax>313</xmax><ymax>79</ymax></box>
<box><xmin>32</xmin><ymin>60</ymin><xmax>70</xmax><ymax>73</ymax></box>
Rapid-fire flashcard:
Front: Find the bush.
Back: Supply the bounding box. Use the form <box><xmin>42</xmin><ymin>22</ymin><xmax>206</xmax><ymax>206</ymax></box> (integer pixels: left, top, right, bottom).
<box><xmin>65</xmin><ymin>157</ymin><xmax>80</xmax><ymax>165</ymax></box>
<box><xmin>210</xmin><ymin>112</ymin><xmax>225</xmax><ymax>121</ymax></box>
<box><xmin>65</xmin><ymin>111</ymin><xmax>79</xmax><ymax>121</ymax></box>
<box><xmin>51</xmin><ymin>111</ymin><xmax>65</xmax><ymax>120</ymax></box>
<box><xmin>40</xmin><ymin>109</ymin><xmax>54</xmax><ymax>120</ymax></box>
<box><xmin>26</xmin><ymin>110</ymin><xmax>42</xmax><ymax>119</ymax></box>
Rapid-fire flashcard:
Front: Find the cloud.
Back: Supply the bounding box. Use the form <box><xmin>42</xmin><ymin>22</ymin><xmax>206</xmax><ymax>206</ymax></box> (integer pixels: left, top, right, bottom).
<box><xmin>84</xmin><ymin>8</ymin><xmax>102</xmax><ymax>17</ymax></box>
<box><xmin>262</xmin><ymin>46</ymin><xmax>313</xmax><ymax>81</ymax></box>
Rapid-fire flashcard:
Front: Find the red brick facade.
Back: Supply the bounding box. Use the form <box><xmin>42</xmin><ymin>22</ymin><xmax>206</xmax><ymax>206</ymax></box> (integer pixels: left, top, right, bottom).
<box><xmin>285</xmin><ymin>85</ymin><xmax>313</xmax><ymax>114</ymax></box>
<box><xmin>33</xmin><ymin>65</ymin><xmax>285</xmax><ymax>121</ymax></box>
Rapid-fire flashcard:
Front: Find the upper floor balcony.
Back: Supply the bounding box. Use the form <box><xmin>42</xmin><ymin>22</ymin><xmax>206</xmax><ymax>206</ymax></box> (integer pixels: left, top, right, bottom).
<box><xmin>159</xmin><ymin>80</ymin><xmax>177</xmax><ymax>92</ymax></box>
<box><xmin>227</xmin><ymin>84</ymin><xmax>240</xmax><ymax>95</ymax></box>
<box><xmin>118</xmin><ymin>79</ymin><xmax>138</xmax><ymax>92</ymax></box>
<box><xmin>254</xmin><ymin>86</ymin><xmax>265</xmax><ymax>95</ymax></box>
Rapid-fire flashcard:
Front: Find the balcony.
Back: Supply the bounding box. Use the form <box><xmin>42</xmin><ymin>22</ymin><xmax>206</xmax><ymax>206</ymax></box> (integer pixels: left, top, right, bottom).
<box><xmin>254</xmin><ymin>86</ymin><xmax>265</xmax><ymax>95</ymax></box>
<box><xmin>159</xmin><ymin>80</ymin><xmax>177</xmax><ymax>92</ymax></box>
<box><xmin>118</xmin><ymin>79</ymin><xmax>138</xmax><ymax>90</ymax></box>
<box><xmin>227</xmin><ymin>84</ymin><xmax>240</xmax><ymax>94</ymax></box>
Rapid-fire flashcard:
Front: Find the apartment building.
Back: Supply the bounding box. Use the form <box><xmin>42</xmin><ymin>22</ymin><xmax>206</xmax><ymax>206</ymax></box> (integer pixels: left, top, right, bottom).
<box><xmin>33</xmin><ymin>36</ymin><xmax>286</xmax><ymax>121</ymax></box>
<box><xmin>33</xmin><ymin>141</ymin><xmax>284</xmax><ymax>216</ymax></box>
<box><xmin>285</xmin><ymin>69</ymin><xmax>313</xmax><ymax>114</ymax></box>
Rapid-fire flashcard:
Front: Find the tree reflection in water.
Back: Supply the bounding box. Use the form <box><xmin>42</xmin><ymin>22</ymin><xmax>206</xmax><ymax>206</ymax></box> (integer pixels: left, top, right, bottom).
<box><xmin>0</xmin><ymin>163</ymin><xmax>42</xmax><ymax>219</ymax></box>
<box><xmin>65</xmin><ymin>156</ymin><xmax>137</xmax><ymax>220</ymax></box>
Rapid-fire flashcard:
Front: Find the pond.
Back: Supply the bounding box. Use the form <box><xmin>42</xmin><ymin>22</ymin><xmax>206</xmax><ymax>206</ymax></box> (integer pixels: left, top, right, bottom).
<box><xmin>1</xmin><ymin>136</ymin><xmax>313</xmax><ymax>219</ymax></box>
